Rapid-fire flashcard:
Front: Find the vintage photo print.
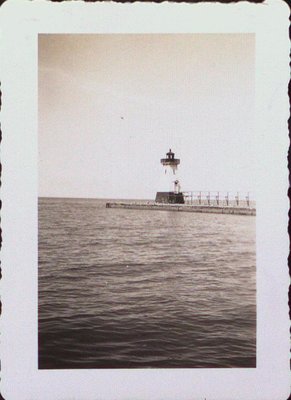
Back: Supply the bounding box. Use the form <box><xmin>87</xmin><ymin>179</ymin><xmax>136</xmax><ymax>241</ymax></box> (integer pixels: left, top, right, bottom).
<box><xmin>1</xmin><ymin>1</ymin><xmax>290</xmax><ymax>399</ymax></box>
<box><xmin>38</xmin><ymin>33</ymin><xmax>256</xmax><ymax>370</ymax></box>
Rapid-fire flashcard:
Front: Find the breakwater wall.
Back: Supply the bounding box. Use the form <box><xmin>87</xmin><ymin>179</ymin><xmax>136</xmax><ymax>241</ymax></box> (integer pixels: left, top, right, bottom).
<box><xmin>105</xmin><ymin>202</ymin><xmax>256</xmax><ymax>216</ymax></box>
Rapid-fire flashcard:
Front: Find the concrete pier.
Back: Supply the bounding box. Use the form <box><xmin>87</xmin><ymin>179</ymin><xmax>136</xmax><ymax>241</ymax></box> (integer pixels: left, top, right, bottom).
<box><xmin>105</xmin><ymin>202</ymin><xmax>256</xmax><ymax>216</ymax></box>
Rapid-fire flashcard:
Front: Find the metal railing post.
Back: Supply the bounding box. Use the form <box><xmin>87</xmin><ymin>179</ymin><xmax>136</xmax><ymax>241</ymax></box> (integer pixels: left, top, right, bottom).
<box><xmin>246</xmin><ymin>192</ymin><xmax>250</xmax><ymax>207</ymax></box>
<box><xmin>235</xmin><ymin>192</ymin><xmax>239</xmax><ymax>206</ymax></box>
<box><xmin>225</xmin><ymin>192</ymin><xmax>229</xmax><ymax>206</ymax></box>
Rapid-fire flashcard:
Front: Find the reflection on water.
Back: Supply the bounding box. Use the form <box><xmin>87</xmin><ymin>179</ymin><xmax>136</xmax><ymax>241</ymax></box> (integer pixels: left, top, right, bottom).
<box><xmin>38</xmin><ymin>197</ymin><xmax>256</xmax><ymax>369</ymax></box>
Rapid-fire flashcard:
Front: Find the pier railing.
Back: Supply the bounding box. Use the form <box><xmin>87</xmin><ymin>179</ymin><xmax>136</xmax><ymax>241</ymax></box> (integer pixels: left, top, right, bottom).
<box><xmin>182</xmin><ymin>191</ymin><xmax>255</xmax><ymax>208</ymax></box>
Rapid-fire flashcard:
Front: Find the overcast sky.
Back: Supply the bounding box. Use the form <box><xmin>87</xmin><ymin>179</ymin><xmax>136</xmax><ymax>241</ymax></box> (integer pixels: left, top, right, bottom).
<box><xmin>38</xmin><ymin>34</ymin><xmax>255</xmax><ymax>199</ymax></box>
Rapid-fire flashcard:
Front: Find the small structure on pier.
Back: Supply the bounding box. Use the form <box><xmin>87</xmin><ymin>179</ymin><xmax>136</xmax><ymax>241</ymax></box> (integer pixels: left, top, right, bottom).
<box><xmin>155</xmin><ymin>149</ymin><xmax>185</xmax><ymax>204</ymax></box>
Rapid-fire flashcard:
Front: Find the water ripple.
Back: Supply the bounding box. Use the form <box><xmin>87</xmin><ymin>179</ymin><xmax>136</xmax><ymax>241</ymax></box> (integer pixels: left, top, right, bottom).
<box><xmin>38</xmin><ymin>197</ymin><xmax>256</xmax><ymax>369</ymax></box>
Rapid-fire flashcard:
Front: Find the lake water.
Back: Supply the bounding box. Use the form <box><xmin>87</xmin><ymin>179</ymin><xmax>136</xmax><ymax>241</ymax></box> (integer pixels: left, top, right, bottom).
<box><xmin>38</xmin><ymin>197</ymin><xmax>256</xmax><ymax>369</ymax></box>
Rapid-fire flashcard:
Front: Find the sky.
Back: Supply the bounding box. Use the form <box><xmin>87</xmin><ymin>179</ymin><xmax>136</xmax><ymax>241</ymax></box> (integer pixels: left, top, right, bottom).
<box><xmin>38</xmin><ymin>34</ymin><xmax>255</xmax><ymax>199</ymax></box>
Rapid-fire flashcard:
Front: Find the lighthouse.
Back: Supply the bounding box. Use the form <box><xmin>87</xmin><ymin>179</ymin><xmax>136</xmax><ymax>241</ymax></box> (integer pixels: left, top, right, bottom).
<box><xmin>155</xmin><ymin>149</ymin><xmax>185</xmax><ymax>204</ymax></box>
<box><xmin>160</xmin><ymin>148</ymin><xmax>180</xmax><ymax>174</ymax></box>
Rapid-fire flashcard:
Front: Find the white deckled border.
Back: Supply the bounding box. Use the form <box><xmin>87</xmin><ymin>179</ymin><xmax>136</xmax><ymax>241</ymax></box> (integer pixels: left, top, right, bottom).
<box><xmin>0</xmin><ymin>1</ymin><xmax>289</xmax><ymax>399</ymax></box>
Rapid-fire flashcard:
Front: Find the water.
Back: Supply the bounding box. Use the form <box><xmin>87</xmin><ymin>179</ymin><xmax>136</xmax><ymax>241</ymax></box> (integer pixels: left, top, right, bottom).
<box><xmin>38</xmin><ymin>197</ymin><xmax>256</xmax><ymax>369</ymax></box>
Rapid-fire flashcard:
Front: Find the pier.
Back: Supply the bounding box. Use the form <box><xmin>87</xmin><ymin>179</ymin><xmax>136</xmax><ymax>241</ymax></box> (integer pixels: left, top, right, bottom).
<box><xmin>105</xmin><ymin>149</ymin><xmax>255</xmax><ymax>216</ymax></box>
<box><xmin>105</xmin><ymin>202</ymin><xmax>256</xmax><ymax>216</ymax></box>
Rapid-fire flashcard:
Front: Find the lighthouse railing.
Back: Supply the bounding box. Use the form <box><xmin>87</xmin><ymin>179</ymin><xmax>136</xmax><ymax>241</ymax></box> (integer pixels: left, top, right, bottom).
<box><xmin>182</xmin><ymin>191</ymin><xmax>255</xmax><ymax>208</ymax></box>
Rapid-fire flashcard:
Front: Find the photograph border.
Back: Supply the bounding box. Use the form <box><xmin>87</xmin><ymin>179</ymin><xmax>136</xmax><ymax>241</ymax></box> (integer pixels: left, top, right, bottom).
<box><xmin>0</xmin><ymin>1</ymin><xmax>290</xmax><ymax>399</ymax></box>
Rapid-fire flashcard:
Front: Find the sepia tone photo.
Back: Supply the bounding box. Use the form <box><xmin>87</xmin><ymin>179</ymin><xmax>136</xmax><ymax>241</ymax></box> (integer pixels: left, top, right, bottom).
<box><xmin>38</xmin><ymin>34</ymin><xmax>256</xmax><ymax>369</ymax></box>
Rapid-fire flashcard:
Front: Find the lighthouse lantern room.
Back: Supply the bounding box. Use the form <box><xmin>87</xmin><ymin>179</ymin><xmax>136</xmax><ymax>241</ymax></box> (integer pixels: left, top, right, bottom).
<box><xmin>155</xmin><ymin>149</ymin><xmax>185</xmax><ymax>204</ymax></box>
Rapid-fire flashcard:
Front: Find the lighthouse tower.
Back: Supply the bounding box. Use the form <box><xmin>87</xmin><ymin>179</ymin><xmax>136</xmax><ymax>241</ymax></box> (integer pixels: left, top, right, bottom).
<box><xmin>161</xmin><ymin>149</ymin><xmax>180</xmax><ymax>174</ymax></box>
<box><xmin>155</xmin><ymin>149</ymin><xmax>185</xmax><ymax>204</ymax></box>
